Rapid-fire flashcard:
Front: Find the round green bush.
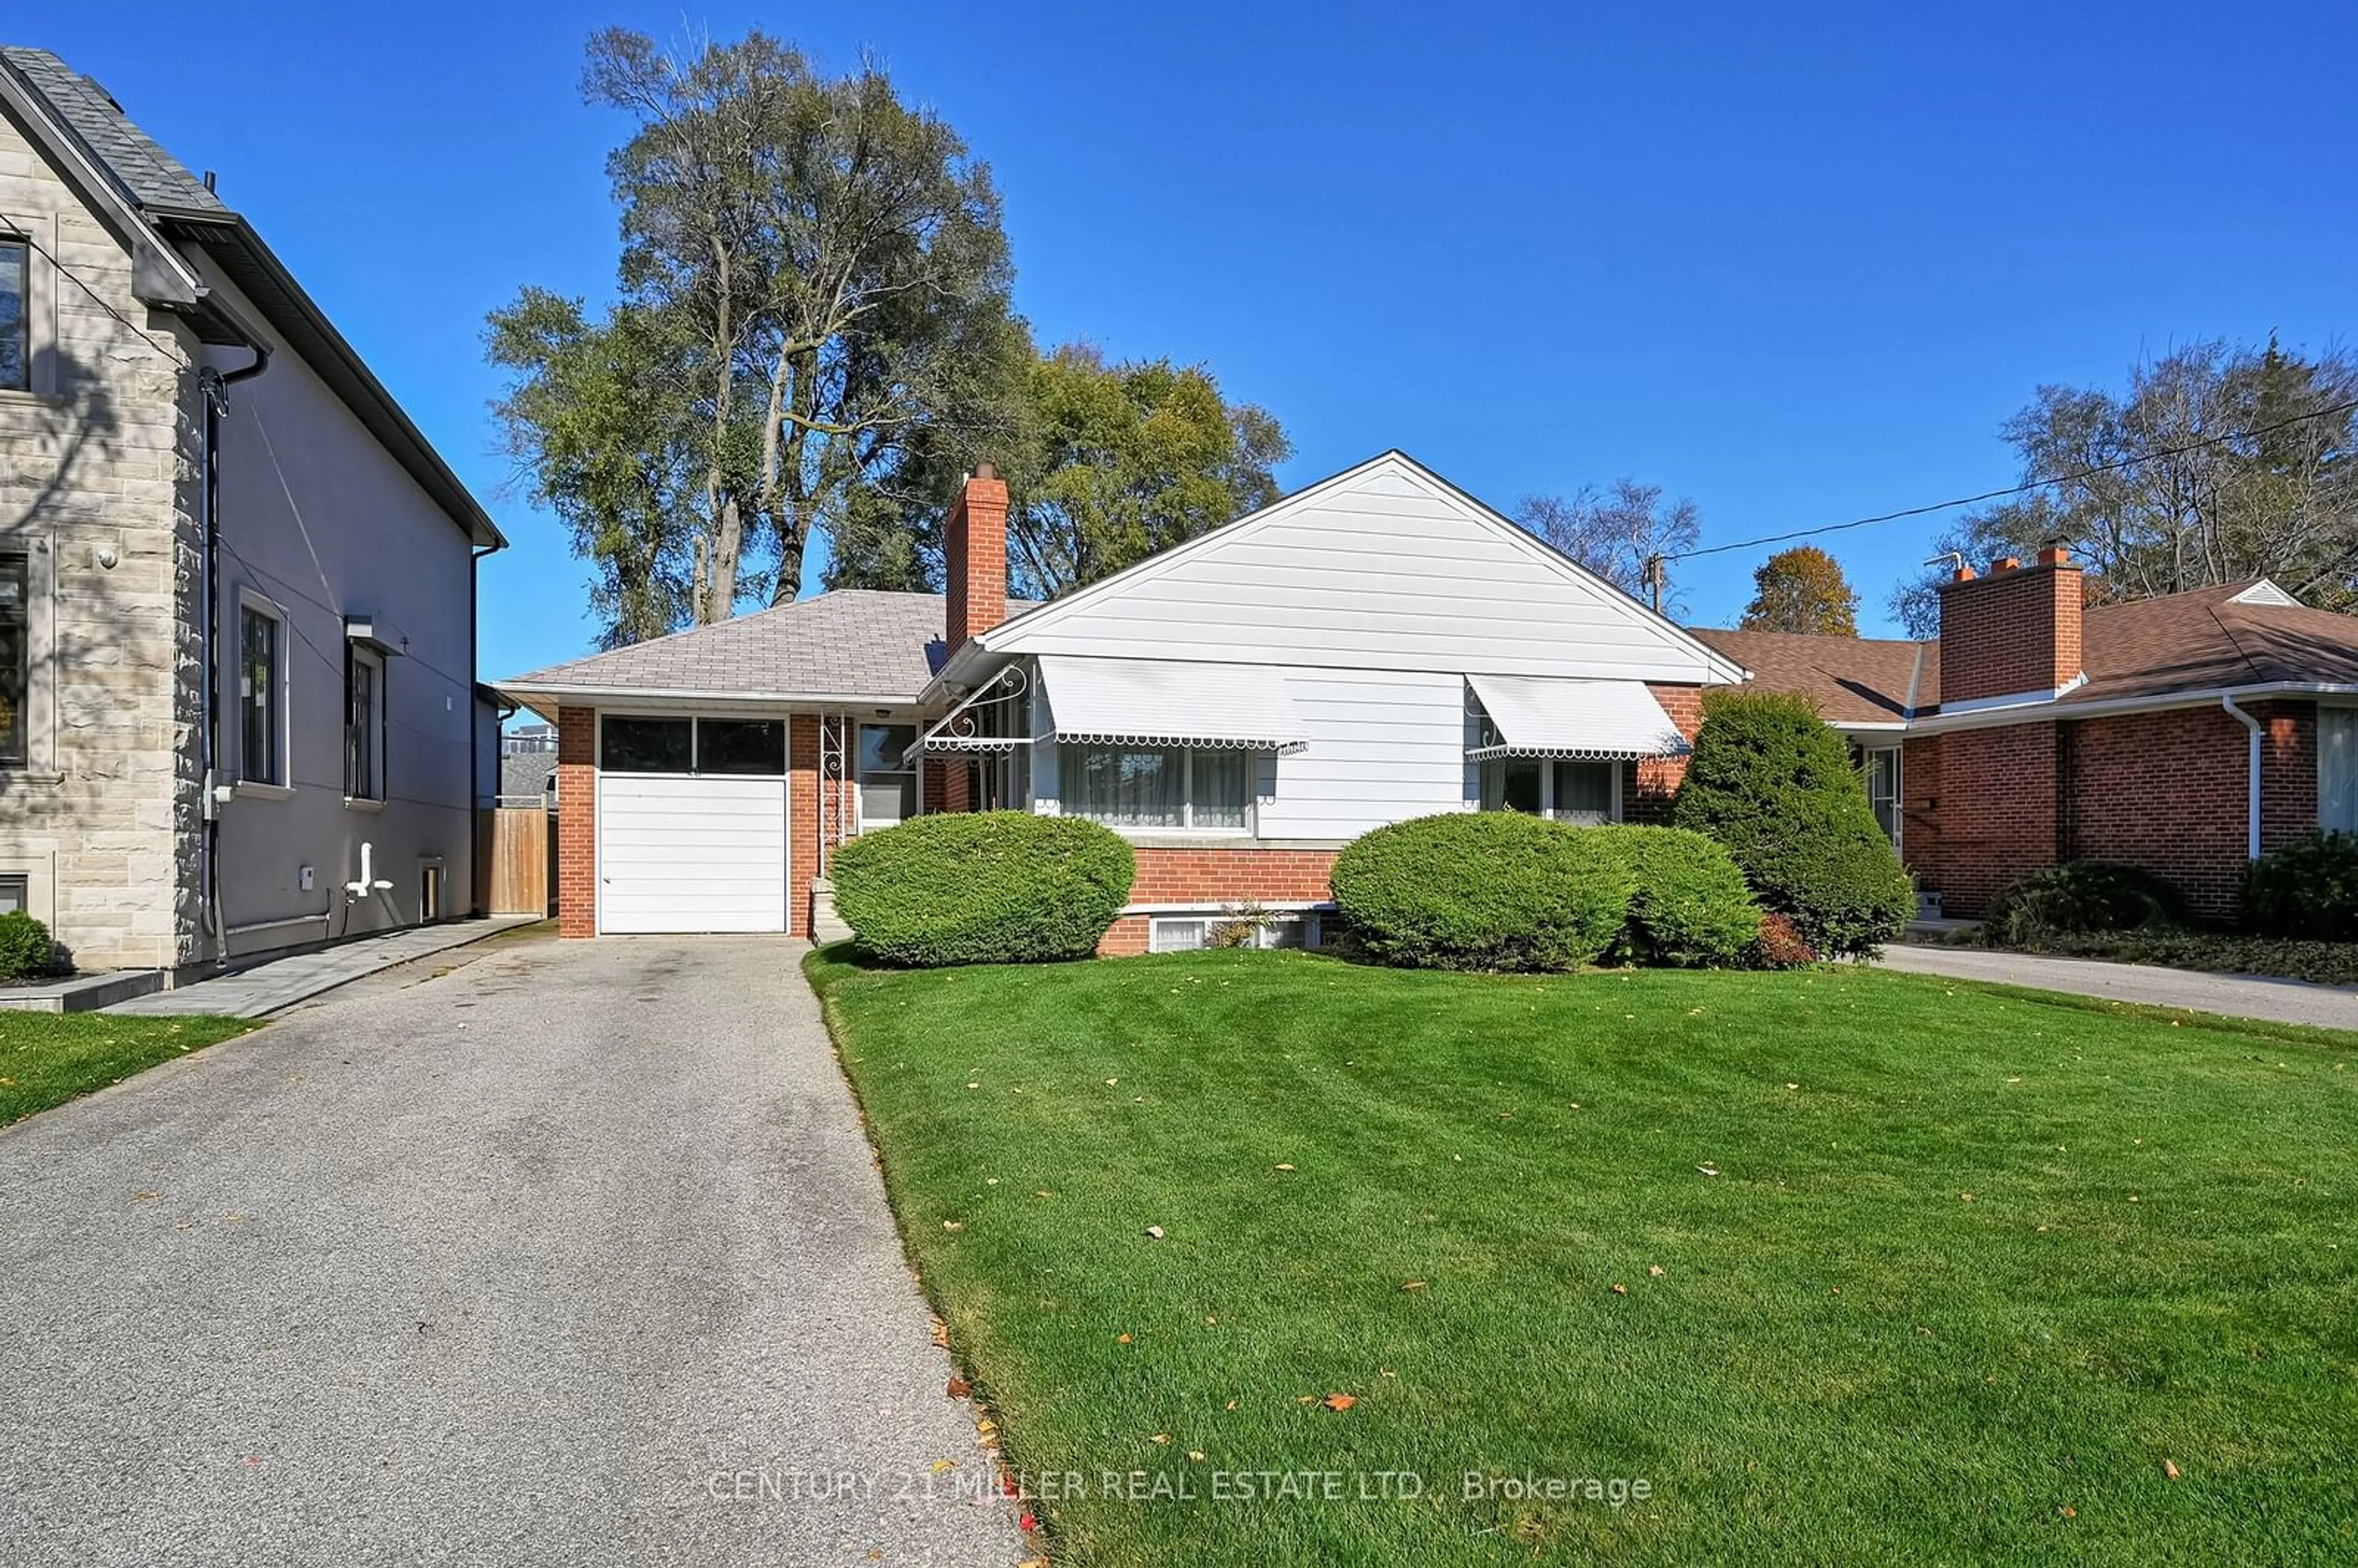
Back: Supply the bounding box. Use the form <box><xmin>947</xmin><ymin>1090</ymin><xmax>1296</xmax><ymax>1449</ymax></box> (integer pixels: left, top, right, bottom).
<box><xmin>831</xmin><ymin>811</ymin><xmax>1135</xmax><ymax>966</ymax></box>
<box><xmin>1586</xmin><ymin>825</ymin><xmax>1763</xmax><ymax>967</ymax></box>
<box><xmin>2242</xmin><ymin>831</ymin><xmax>2358</xmax><ymax>941</ymax></box>
<box><xmin>1672</xmin><ymin>689</ymin><xmax>1915</xmax><ymax>958</ymax></box>
<box><xmin>1330</xmin><ymin>812</ymin><xmax>1628</xmax><ymax>972</ymax></box>
<box><xmin>1985</xmin><ymin>861</ymin><xmax>2186</xmax><ymax>944</ymax></box>
<box><xmin>0</xmin><ymin>910</ymin><xmax>54</xmax><ymax>981</ymax></box>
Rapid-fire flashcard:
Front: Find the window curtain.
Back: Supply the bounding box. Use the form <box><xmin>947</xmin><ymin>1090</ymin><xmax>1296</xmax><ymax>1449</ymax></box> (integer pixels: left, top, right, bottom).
<box><xmin>1062</xmin><ymin>745</ymin><xmax>1184</xmax><ymax>827</ymax></box>
<box><xmin>1192</xmin><ymin>750</ymin><xmax>1249</xmax><ymax>828</ymax></box>
<box><xmin>1552</xmin><ymin>759</ymin><xmax>1614</xmax><ymax>825</ymax></box>
<box><xmin>2322</xmin><ymin>707</ymin><xmax>2358</xmax><ymax>835</ymax></box>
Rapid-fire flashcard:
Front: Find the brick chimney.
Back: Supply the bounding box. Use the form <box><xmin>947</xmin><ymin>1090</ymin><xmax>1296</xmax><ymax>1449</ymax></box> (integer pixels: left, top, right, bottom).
<box><xmin>943</xmin><ymin>463</ymin><xmax>1010</xmax><ymax>654</ymax></box>
<box><xmin>1937</xmin><ymin>545</ymin><xmax>2084</xmax><ymax>704</ymax></box>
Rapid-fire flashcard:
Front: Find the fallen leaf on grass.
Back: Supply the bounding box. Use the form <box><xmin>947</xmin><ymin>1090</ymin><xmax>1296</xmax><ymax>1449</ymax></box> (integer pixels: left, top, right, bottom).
<box><xmin>1145</xmin><ymin>1225</ymin><xmax>1165</xmax><ymax>1240</ymax></box>
<box><xmin>1697</xmin><ymin>1165</ymin><xmax>1721</xmax><ymax>1178</ymax></box>
<box><xmin>946</xmin><ymin>1376</ymin><xmax>972</xmax><ymax>1399</ymax></box>
<box><xmin>2164</xmin><ymin>1459</ymin><xmax>2182</xmax><ymax>1481</ymax></box>
<box><xmin>1117</xmin><ymin>1333</ymin><xmax>1133</xmax><ymax>1345</ymax></box>
<box><xmin>1188</xmin><ymin>1450</ymin><xmax>1206</xmax><ymax>1462</ymax></box>
<box><xmin>1225</xmin><ymin>1399</ymin><xmax>1239</xmax><ymax>1411</ymax></box>
<box><xmin>1648</xmin><ymin>1265</ymin><xmax>1665</xmax><ymax>1278</ymax></box>
<box><xmin>1274</xmin><ymin>1163</ymin><xmax>1295</xmax><ymax>1172</ymax></box>
<box><xmin>1321</xmin><ymin>1394</ymin><xmax>1358</xmax><ymax>1411</ymax></box>
<box><xmin>930</xmin><ymin>1318</ymin><xmax>951</xmax><ymax>1349</ymax></box>
<box><xmin>943</xmin><ymin>1220</ymin><xmax>964</xmax><ymax>1232</ymax></box>
<box><xmin>1401</xmin><ymin>1280</ymin><xmax>1428</xmax><ymax>1292</ymax></box>
<box><xmin>1611</xmin><ymin>1283</ymin><xmax>1628</xmax><ymax>1296</ymax></box>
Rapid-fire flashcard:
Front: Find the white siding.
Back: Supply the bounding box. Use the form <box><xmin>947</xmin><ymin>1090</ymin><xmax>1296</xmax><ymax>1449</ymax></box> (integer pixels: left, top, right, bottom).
<box><xmin>990</xmin><ymin>458</ymin><xmax>1732</xmax><ymax>683</ymax></box>
<box><xmin>596</xmin><ymin>775</ymin><xmax>788</xmax><ymax>933</ymax></box>
<box><xmin>1253</xmin><ymin>669</ymin><xmax>1470</xmax><ymax>839</ymax></box>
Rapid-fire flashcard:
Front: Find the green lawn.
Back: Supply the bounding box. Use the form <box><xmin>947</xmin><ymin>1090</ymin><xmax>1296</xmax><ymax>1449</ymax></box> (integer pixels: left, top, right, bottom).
<box><xmin>0</xmin><ymin>1011</ymin><xmax>259</xmax><ymax>1125</ymax></box>
<box><xmin>807</xmin><ymin>947</ymin><xmax>2358</xmax><ymax>1567</ymax></box>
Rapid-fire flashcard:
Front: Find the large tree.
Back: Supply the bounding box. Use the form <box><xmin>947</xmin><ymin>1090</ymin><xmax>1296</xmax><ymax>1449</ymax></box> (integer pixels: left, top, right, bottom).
<box><xmin>827</xmin><ymin>343</ymin><xmax>1290</xmax><ymax>600</ymax></box>
<box><xmin>488</xmin><ymin>29</ymin><xmax>1022</xmax><ymax>643</ymax></box>
<box><xmin>1889</xmin><ymin>339</ymin><xmax>2358</xmax><ymax>635</ymax></box>
<box><xmin>1740</xmin><ymin>545</ymin><xmax>1861</xmax><ymax>635</ymax></box>
<box><xmin>1514</xmin><ymin>479</ymin><xmax>1700</xmax><ymax>607</ymax></box>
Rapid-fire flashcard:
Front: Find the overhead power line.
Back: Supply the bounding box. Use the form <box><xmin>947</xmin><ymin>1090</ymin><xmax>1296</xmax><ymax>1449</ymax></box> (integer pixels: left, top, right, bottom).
<box><xmin>1663</xmin><ymin>395</ymin><xmax>2358</xmax><ymax>564</ymax></box>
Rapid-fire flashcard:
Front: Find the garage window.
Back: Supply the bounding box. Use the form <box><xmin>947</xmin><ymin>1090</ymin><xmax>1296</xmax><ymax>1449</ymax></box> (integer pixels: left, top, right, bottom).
<box><xmin>697</xmin><ymin>718</ymin><xmax>786</xmax><ymax>775</ymax></box>
<box><xmin>602</xmin><ymin>716</ymin><xmax>693</xmax><ymax>772</ymax></box>
<box><xmin>601</xmin><ymin>715</ymin><xmax>788</xmax><ymax>776</ymax></box>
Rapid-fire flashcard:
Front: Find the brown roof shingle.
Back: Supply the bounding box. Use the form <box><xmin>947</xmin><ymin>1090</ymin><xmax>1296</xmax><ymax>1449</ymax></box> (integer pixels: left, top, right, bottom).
<box><xmin>1699</xmin><ymin>580</ymin><xmax>2358</xmax><ymax>723</ymax></box>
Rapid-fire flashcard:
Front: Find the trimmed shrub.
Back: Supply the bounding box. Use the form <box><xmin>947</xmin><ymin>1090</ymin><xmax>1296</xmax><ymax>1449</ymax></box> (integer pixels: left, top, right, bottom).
<box><xmin>1330</xmin><ymin>813</ymin><xmax>1627</xmax><ymax>972</ymax></box>
<box><xmin>1747</xmin><ymin>912</ymin><xmax>1817</xmax><ymax>968</ymax></box>
<box><xmin>1673</xmin><ymin>689</ymin><xmax>1915</xmax><ymax>958</ymax></box>
<box><xmin>2242</xmin><ymin>831</ymin><xmax>2358</xmax><ymax>941</ymax></box>
<box><xmin>831</xmin><ymin>812</ymin><xmax>1134</xmax><ymax>966</ymax></box>
<box><xmin>1587</xmin><ymin>825</ymin><xmax>1762</xmax><ymax>968</ymax></box>
<box><xmin>1984</xmin><ymin>861</ymin><xmax>2186</xmax><ymax>944</ymax></box>
<box><xmin>0</xmin><ymin>910</ymin><xmax>54</xmax><ymax>982</ymax></box>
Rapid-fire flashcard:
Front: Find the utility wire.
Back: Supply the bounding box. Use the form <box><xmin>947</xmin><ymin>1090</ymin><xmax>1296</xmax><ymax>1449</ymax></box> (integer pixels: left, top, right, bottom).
<box><xmin>1662</xmin><ymin>395</ymin><xmax>2358</xmax><ymax>562</ymax></box>
<box><xmin>0</xmin><ymin>207</ymin><xmax>190</xmax><ymax>362</ymax></box>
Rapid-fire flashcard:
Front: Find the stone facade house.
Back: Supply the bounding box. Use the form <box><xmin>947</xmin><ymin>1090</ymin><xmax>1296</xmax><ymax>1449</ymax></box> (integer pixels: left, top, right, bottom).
<box><xmin>0</xmin><ymin>48</ymin><xmax>502</xmax><ymax>972</ymax></box>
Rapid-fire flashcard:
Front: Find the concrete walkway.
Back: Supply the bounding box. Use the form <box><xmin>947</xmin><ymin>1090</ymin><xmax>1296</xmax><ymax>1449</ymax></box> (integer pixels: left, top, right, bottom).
<box><xmin>104</xmin><ymin>915</ymin><xmax>541</xmax><ymax>1017</ymax></box>
<box><xmin>1880</xmin><ymin>942</ymin><xmax>2358</xmax><ymax>1032</ymax></box>
<box><xmin>1</xmin><ymin>934</ymin><xmax>1018</xmax><ymax>1567</ymax></box>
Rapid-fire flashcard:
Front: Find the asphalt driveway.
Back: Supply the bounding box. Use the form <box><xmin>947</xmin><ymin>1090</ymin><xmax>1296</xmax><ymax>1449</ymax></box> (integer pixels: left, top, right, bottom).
<box><xmin>0</xmin><ymin>935</ymin><xmax>1020</xmax><ymax>1567</ymax></box>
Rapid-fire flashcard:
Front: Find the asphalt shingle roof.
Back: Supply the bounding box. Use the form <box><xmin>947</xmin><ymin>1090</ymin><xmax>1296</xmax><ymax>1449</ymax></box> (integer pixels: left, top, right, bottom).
<box><xmin>501</xmin><ymin>591</ymin><xmax>1037</xmax><ymax>701</ymax></box>
<box><xmin>1698</xmin><ymin>580</ymin><xmax>2358</xmax><ymax>720</ymax></box>
<box><xmin>0</xmin><ymin>47</ymin><xmax>225</xmax><ymax>214</ymax></box>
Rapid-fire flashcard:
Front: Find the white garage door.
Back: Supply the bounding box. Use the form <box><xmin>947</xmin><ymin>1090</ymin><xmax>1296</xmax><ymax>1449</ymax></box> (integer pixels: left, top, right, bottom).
<box><xmin>597</xmin><ymin>774</ymin><xmax>788</xmax><ymax>933</ymax></box>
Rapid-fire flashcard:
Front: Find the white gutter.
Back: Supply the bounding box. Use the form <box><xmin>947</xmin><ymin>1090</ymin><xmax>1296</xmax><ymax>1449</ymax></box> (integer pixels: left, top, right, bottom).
<box><xmin>1906</xmin><ymin>681</ymin><xmax>2358</xmax><ymax>735</ymax></box>
<box><xmin>2219</xmin><ymin>695</ymin><xmax>2263</xmax><ymax>860</ymax></box>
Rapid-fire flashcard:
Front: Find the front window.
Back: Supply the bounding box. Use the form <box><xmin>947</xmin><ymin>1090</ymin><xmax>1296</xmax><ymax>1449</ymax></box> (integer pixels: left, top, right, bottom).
<box><xmin>0</xmin><ymin>239</ymin><xmax>26</xmax><ymax>392</ymax></box>
<box><xmin>0</xmin><ymin>552</ymin><xmax>26</xmax><ymax>767</ymax></box>
<box><xmin>239</xmin><ymin>603</ymin><xmax>284</xmax><ymax>785</ymax></box>
<box><xmin>1480</xmin><ymin>756</ymin><xmax>1618</xmax><ymax>824</ymax></box>
<box><xmin>858</xmin><ymin>723</ymin><xmax>917</xmax><ymax>829</ymax></box>
<box><xmin>2322</xmin><ymin>706</ymin><xmax>2357</xmax><ymax>835</ymax></box>
<box><xmin>346</xmin><ymin>648</ymin><xmax>384</xmax><ymax>800</ymax></box>
<box><xmin>1060</xmin><ymin>745</ymin><xmax>1251</xmax><ymax>831</ymax></box>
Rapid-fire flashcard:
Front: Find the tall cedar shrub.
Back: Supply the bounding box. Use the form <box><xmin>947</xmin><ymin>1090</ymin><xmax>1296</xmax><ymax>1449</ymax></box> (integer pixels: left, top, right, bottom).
<box><xmin>1330</xmin><ymin>813</ymin><xmax>1628</xmax><ymax>972</ymax></box>
<box><xmin>1672</xmin><ymin>689</ymin><xmax>1914</xmax><ymax>957</ymax></box>
<box><xmin>1585</xmin><ymin>825</ymin><xmax>1763</xmax><ymax>967</ymax></box>
<box><xmin>831</xmin><ymin>812</ymin><xmax>1134</xmax><ymax>966</ymax></box>
<box><xmin>2241</xmin><ymin>831</ymin><xmax>2358</xmax><ymax>941</ymax></box>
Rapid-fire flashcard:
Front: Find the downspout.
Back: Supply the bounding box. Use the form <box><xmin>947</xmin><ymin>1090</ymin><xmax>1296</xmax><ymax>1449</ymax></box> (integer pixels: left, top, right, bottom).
<box><xmin>2220</xmin><ymin>695</ymin><xmax>2263</xmax><ymax>860</ymax></box>
<box><xmin>198</xmin><ymin>340</ymin><xmax>272</xmax><ymax>966</ymax></box>
<box><xmin>470</xmin><ymin>540</ymin><xmax>499</xmax><ymax>916</ymax></box>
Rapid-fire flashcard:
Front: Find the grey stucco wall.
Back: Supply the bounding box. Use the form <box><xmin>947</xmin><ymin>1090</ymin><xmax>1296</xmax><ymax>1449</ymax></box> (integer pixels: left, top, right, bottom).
<box><xmin>198</xmin><ymin>260</ymin><xmax>481</xmax><ymax>956</ymax></box>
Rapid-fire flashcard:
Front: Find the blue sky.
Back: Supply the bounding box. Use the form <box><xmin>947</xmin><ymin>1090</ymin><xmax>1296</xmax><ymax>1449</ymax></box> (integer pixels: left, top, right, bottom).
<box><xmin>23</xmin><ymin>2</ymin><xmax>2356</xmax><ymax>673</ymax></box>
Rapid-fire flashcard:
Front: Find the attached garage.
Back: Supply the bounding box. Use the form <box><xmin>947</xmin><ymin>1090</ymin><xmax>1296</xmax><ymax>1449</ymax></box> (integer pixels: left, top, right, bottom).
<box><xmin>594</xmin><ymin>715</ymin><xmax>790</xmax><ymax>934</ymax></box>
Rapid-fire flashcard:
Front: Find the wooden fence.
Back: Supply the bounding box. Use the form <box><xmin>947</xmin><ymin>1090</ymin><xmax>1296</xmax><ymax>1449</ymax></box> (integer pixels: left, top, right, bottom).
<box><xmin>479</xmin><ymin>807</ymin><xmax>554</xmax><ymax>917</ymax></box>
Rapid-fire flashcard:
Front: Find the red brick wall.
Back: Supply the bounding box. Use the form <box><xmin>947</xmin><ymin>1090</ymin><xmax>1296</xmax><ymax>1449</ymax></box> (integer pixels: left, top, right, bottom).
<box><xmin>556</xmin><ymin>707</ymin><xmax>597</xmax><ymax>937</ymax></box>
<box><xmin>1102</xmin><ymin>845</ymin><xmax>1343</xmax><ymax>956</ymax></box>
<box><xmin>1901</xmin><ymin>723</ymin><xmax>2060</xmax><ymax>918</ymax></box>
<box><xmin>1904</xmin><ymin>701</ymin><xmax>2318</xmax><ymax>923</ymax></box>
<box><xmin>788</xmin><ymin>715</ymin><xmax>818</xmax><ymax>939</ymax></box>
<box><xmin>1629</xmin><ymin>684</ymin><xmax>1708</xmax><ymax>823</ymax></box>
<box><xmin>1937</xmin><ymin>560</ymin><xmax>2084</xmax><ymax>703</ymax></box>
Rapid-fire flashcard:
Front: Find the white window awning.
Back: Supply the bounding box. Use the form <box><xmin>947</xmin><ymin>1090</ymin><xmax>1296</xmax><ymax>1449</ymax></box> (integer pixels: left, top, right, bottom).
<box><xmin>1466</xmin><ymin>673</ymin><xmax>1690</xmax><ymax>761</ymax></box>
<box><xmin>1038</xmin><ymin>655</ymin><xmax>1310</xmax><ymax>753</ymax></box>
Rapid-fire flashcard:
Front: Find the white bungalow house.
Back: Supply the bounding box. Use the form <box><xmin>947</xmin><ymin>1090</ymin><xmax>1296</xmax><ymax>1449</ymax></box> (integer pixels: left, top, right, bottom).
<box><xmin>497</xmin><ymin>452</ymin><xmax>1745</xmax><ymax>950</ymax></box>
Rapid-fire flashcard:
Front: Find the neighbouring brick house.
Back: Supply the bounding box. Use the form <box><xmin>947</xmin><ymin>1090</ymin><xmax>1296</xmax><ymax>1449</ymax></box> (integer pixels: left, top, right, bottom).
<box><xmin>0</xmin><ymin>48</ymin><xmax>502</xmax><ymax>973</ymax></box>
<box><xmin>497</xmin><ymin>452</ymin><xmax>1743</xmax><ymax>949</ymax></box>
<box><xmin>1697</xmin><ymin>554</ymin><xmax>2358</xmax><ymax>921</ymax></box>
